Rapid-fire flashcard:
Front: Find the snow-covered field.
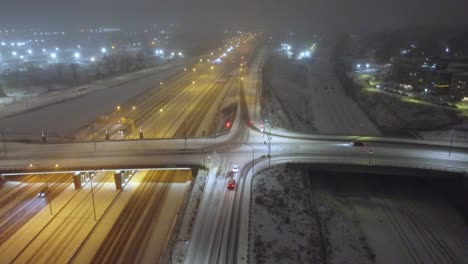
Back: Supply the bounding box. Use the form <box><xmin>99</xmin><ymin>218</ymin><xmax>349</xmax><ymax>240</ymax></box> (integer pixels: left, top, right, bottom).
<box><xmin>250</xmin><ymin>164</ymin><xmax>468</xmax><ymax>264</ymax></box>
<box><xmin>261</xmin><ymin>48</ymin><xmax>380</xmax><ymax>136</ymax></box>
<box><xmin>0</xmin><ymin>60</ymin><xmax>186</xmax><ymax>140</ymax></box>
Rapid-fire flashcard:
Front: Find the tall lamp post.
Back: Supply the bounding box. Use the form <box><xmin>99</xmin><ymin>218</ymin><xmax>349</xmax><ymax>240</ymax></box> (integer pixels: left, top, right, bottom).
<box><xmin>29</xmin><ymin>163</ymin><xmax>59</xmax><ymax>215</ymax></box>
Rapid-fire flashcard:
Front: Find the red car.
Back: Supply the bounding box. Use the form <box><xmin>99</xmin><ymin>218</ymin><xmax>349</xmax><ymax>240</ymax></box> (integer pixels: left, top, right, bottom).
<box><xmin>227</xmin><ymin>178</ymin><xmax>235</xmax><ymax>190</ymax></box>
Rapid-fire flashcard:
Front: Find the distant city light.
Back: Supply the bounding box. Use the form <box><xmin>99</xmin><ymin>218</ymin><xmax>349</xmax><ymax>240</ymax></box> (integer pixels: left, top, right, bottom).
<box><xmin>20</xmin><ymin>55</ymin><xmax>24</xmax><ymax>59</ymax></box>
<box><xmin>55</xmin><ymin>47</ymin><xmax>59</xmax><ymax>51</ymax></box>
<box><xmin>101</xmin><ymin>47</ymin><xmax>107</xmax><ymax>53</ymax></box>
<box><xmin>445</xmin><ymin>47</ymin><xmax>450</xmax><ymax>53</ymax></box>
<box><xmin>357</xmin><ymin>64</ymin><xmax>361</xmax><ymax>69</ymax></box>
<box><xmin>74</xmin><ymin>52</ymin><xmax>80</xmax><ymax>59</ymax></box>
<box><xmin>27</xmin><ymin>49</ymin><xmax>32</xmax><ymax>54</ymax></box>
<box><xmin>366</xmin><ymin>63</ymin><xmax>370</xmax><ymax>68</ymax></box>
<box><xmin>50</xmin><ymin>53</ymin><xmax>57</xmax><ymax>59</ymax></box>
<box><xmin>1</xmin><ymin>42</ymin><xmax>5</xmax><ymax>46</ymax></box>
<box><xmin>90</xmin><ymin>57</ymin><xmax>95</xmax><ymax>62</ymax></box>
<box><xmin>12</xmin><ymin>51</ymin><xmax>17</xmax><ymax>56</ymax></box>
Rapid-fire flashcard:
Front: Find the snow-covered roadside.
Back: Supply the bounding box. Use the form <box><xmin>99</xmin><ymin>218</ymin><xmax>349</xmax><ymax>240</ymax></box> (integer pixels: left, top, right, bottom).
<box><xmin>261</xmin><ymin>48</ymin><xmax>380</xmax><ymax>136</ymax></box>
<box><xmin>0</xmin><ymin>60</ymin><xmax>186</xmax><ymax>140</ymax></box>
<box><xmin>251</xmin><ymin>164</ymin><xmax>323</xmax><ymax>263</ymax></box>
<box><xmin>160</xmin><ymin>167</ymin><xmax>208</xmax><ymax>264</ymax></box>
<box><xmin>0</xmin><ymin>59</ymin><xmax>187</xmax><ymax>120</ymax></box>
<box><xmin>250</xmin><ymin>164</ymin><xmax>468</xmax><ymax>264</ymax></box>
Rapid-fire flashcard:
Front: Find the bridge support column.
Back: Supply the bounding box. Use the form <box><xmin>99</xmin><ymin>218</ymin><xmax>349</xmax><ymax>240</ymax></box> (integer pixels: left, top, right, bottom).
<box><xmin>114</xmin><ymin>172</ymin><xmax>123</xmax><ymax>190</ymax></box>
<box><xmin>72</xmin><ymin>171</ymin><xmax>92</xmax><ymax>190</ymax></box>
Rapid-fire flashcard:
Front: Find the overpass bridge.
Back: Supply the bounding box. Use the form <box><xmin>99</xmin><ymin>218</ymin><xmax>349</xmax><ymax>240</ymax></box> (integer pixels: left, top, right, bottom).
<box><xmin>1</xmin><ymin>55</ymin><xmax>468</xmax><ymax>264</ymax></box>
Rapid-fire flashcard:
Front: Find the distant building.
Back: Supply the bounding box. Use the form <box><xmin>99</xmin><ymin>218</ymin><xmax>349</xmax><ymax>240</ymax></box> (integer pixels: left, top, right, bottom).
<box><xmin>451</xmin><ymin>72</ymin><xmax>468</xmax><ymax>101</ymax></box>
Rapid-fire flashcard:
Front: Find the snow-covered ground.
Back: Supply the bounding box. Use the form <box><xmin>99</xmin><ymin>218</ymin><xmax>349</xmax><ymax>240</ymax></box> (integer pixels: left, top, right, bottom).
<box><xmin>0</xmin><ymin>59</ymin><xmax>186</xmax><ymax>140</ymax></box>
<box><xmin>250</xmin><ymin>165</ymin><xmax>468</xmax><ymax>264</ymax></box>
<box><xmin>262</xmin><ymin>48</ymin><xmax>380</xmax><ymax>136</ymax></box>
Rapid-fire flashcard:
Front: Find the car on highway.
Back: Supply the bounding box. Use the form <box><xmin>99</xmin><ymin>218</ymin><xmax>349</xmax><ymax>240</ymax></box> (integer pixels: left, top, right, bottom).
<box><xmin>118</xmin><ymin>129</ymin><xmax>125</xmax><ymax>134</ymax></box>
<box><xmin>227</xmin><ymin>178</ymin><xmax>235</xmax><ymax>190</ymax></box>
<box><xmin>37</xmin><ymin>187</ymin><xmax>49</xmax><ymax>198</ymax></box>
<box><xmin>232</xmin><ymin>165</ymin><xmax>239</xmax><ymax>173</ymax></box>
<box><xmin>350</xmin><ymin>141</ymin><xmax>364</xmax><ymax>147</ymax></box>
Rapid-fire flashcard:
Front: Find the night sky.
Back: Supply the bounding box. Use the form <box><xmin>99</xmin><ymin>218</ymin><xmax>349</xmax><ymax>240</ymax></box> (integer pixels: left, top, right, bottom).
<box><xmin>0</xmin><ymin>0</ymin><xmax>467</xmax><ymax>32</ymax></box>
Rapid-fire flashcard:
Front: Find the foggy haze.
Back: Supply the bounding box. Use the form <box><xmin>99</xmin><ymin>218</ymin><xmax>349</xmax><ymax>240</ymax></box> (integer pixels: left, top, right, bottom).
<box><xmin>1</xmin><ymin>0</ymin><xmax>467</xmax><ymax>33</ymax></box>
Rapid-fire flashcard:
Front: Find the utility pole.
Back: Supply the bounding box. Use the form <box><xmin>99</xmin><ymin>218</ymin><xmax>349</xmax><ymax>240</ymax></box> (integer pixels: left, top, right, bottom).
<box><xmin>44</xmin><ymin>173</ymin><xmax>53</xmax><ymax>215</ymax></box>
<box><xmin>184</xmin><ymin>121</ymin><xmax>187</xmax><ymax>149</ymax></box>
<box><xmin>268</xmin><ymin>133</ymin><xmax>272</xmax><ymax>167</ymax></box>
<box><xmin>89</xmin><ymin>173</ymin><xmax>97</xmax><ymax>221</ymax></box>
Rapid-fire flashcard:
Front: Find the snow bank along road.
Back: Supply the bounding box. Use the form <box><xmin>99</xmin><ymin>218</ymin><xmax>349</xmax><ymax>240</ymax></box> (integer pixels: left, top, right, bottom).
<box><xmin>1</xmin><ymin>43</ymin><xmax>468</xmax><ymax>263</ymax></box>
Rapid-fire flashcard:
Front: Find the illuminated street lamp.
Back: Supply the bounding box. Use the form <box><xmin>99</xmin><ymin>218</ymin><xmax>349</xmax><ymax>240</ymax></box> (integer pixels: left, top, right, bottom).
<box><xmin>74</xmin><ymin>52</ymin><xmax>80</xmax><ymax>59</ymax></box>
<box><xmin>101</xmin><ymin>47</ymin><xmax>107</xmax><ymax>53</ymax></box>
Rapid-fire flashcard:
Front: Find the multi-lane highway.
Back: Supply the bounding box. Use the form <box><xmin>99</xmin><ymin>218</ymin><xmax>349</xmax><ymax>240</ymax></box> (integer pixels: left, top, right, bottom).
<box><xmin>74</xmin><ymin>37</ymin><xmax>255</xmax><ymax>142</ymax></box>
<box><xmin>1</xmin><ymin>33</ymin><xmax>468</xmax><ymax>264</ymax></box>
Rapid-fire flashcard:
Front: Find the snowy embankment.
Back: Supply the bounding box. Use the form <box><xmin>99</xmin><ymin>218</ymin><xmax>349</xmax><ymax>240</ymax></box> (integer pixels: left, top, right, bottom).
<box><xmin>0</xmin><ymin>60</ymin><xmax>186</xmax><ymax>139</ymax></box>
<box><xmin>250</xmin><ymin>164</ymin><xmax>468</xmax><ymax>264</ymax></box>
<box><xmin>261</xmin><ymin>50</ymin><xmax>380</xmax><ymax>136</ymax></box>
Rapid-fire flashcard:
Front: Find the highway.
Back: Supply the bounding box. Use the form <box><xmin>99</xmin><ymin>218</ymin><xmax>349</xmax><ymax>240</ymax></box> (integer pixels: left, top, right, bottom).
<box><xmin>1</xmin><ymin>34</ymin><xmax>468</xmax><ymax>264</ymax></box>
<box><xmin>74</xmin><ymin>38</ymin><xmax>255</xmax><ymax>142</ymax></box>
